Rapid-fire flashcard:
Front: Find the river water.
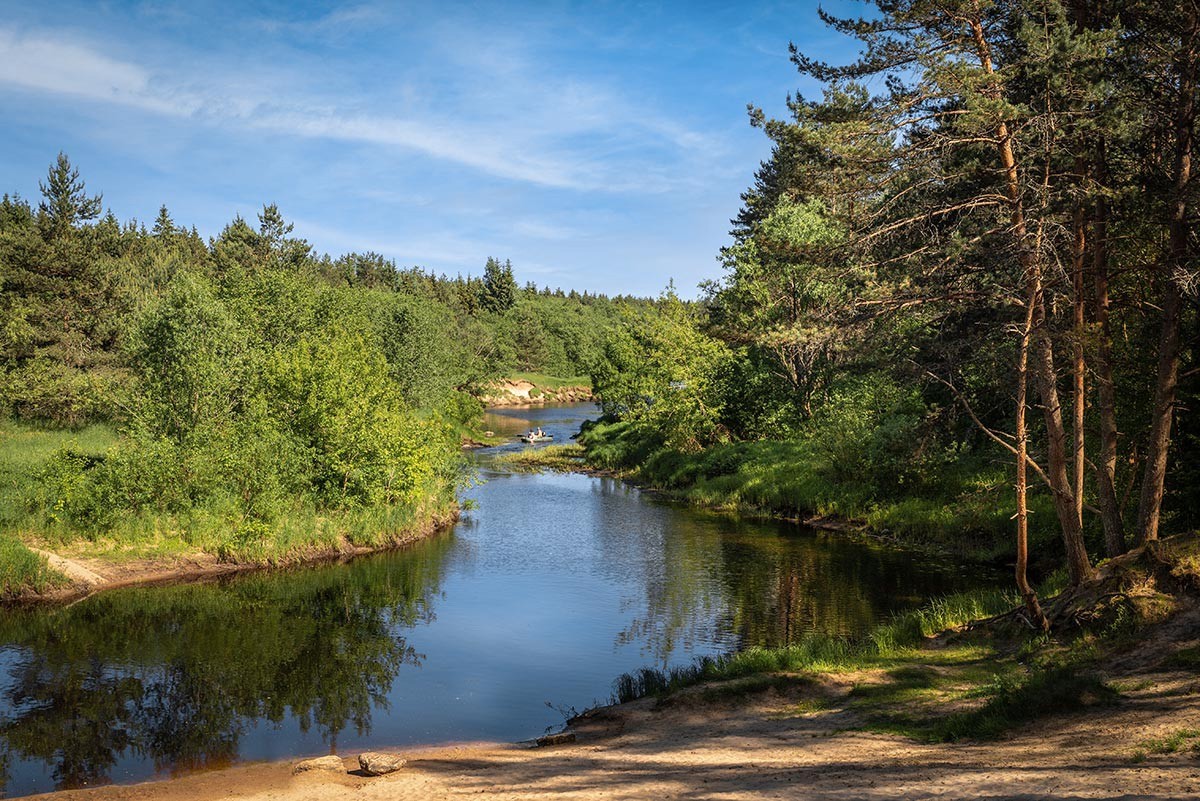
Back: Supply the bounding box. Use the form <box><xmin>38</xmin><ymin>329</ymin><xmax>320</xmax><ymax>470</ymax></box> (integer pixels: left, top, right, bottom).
<box><xmin>0</xmin><ymin>404</ymin><xmax>990</xmax><ymax>797</ymax></box>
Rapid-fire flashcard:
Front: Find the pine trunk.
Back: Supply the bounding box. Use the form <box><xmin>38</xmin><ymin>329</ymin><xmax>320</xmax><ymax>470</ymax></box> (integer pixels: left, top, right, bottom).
<box><xmin>969</xmin><ymin>13</ymin><xmax>1094</xmax><ymax>585</ymax></box>
<box><xmin>1136</xmin><ymin>11</ymin><xmax>1197</xmax><ymax>545</ymax></box>
<box><xmin>1091</xmin><ymin>147</ymin><xmax>1125</xmax><ymax>556</ymax></box>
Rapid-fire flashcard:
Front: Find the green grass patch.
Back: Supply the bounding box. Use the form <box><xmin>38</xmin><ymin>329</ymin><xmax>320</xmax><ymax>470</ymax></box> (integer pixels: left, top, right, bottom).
<box><xmin>0</xmin><ymin>533</ymin><xmax>64</xmax><ymax>597</ymax></box>
<box><xmin>1132</xmin><ymin>728</ymin><xmax>1200</xmax><ymax>761</ymax></box>
<box><xmin>509</xmin><ymin>372</ymin><xmax>592</xmax><ymax>391</ymax></box>
<box><xmin>611</xmin><ymin>587</ymin><xmax>1021</xmax><ymax>704</ymax></box>
<box><xmin>609</xmin><ymin>583</ymin><xmax>1128</xmax><ymax>743</ymax></box>
<box><xmin>0</xmin><ymin>421</ymin><xmax>117</xmax><ymax>531</ymax></box>
<box><xmin>1164</xmin><ymin>645</ymin><xmax>1200</xmax><ymax>669</ymax></box>
<box><xmin>495</xmin><ymin>444</ymin><xmax>588</xmax><ymax>472</ymax></box>
<box><xmin>868</xmin><ymin>664</ymin><xmax>1118</xmax><ymax>742</ymax></box>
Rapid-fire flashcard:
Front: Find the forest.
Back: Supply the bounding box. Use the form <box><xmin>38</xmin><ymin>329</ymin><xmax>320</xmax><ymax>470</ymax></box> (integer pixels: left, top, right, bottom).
<box><xmin>573</xmin><ymin>0</ymin><xmax>1199</xmax><ymax>625</ymax></box>
<box><xmin>0</xmin><ymin>159</ymin><xmax>644</xmax><ymax>593</ymax></box>
<box><xmin>2</xmin><ymin>0</ymin><xmax>1198</xmax><ymax>623</ymax></box>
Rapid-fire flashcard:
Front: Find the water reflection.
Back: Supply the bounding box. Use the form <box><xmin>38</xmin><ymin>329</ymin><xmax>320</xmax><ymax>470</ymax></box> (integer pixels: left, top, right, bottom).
<box><xmin>0</xmin><ymin>404</ymin><xmax>993</xmax><ymax>796</ymax></box>
<box><xmin>0</xmin><ymin>539</ymin><xmax>450</xmax><ymax>794</ymax></box>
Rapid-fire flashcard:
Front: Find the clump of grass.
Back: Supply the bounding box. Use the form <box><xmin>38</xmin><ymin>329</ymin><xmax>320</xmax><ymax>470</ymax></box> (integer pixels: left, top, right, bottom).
<box><xmin>496</xmin><ymin>445</ymin><xmax>587</xmax><ymax>472</ymax></box>
<box><xmin>1132</xmin><ymin>728</ymin><xmax>1200</xmax><ymax>762</ymax></box>
<box><xmin>1164</xmin><ymin>645</ymin><xmax>1200</xmax><ymax>669</ymax></box>
<box><xmin>0</xmin><ymin>534</ymin><xmax>64</xmax><ymax>597</ymax></box>
<box><xmin>508</xmin><ymin>372</ymin><xmax>592</xmax><ymax>391</ymax></box>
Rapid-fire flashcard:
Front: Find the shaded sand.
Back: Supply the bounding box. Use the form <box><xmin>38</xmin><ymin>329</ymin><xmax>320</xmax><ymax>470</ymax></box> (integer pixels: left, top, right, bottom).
<box><xmin>28</xmin><ymin>659</ymin><xmax>1200</xmax><ymax>801</ymax></box>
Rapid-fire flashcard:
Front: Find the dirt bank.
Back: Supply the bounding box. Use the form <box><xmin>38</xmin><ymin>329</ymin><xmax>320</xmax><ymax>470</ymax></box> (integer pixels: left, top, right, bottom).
<box><xmin>28</xmin><ymin>619</ymin><xmax>1200</xmax><ymax>801</ymax></box>
<box><xmin>12</xmin><ymin>509</ymin><xmax>458</xmax><ymax>607</ymax></box>
<box><xmin>482</xmin><ymin>378</ymin><xmax>593</xmax><ymax>407</ymax></box>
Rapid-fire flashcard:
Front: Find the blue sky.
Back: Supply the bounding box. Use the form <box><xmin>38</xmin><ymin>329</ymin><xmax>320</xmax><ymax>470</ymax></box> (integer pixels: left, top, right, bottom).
<box><xmin>0</xmin><ymin>1</ymin><xmax>862</xmax><ymax>297</ymax></box>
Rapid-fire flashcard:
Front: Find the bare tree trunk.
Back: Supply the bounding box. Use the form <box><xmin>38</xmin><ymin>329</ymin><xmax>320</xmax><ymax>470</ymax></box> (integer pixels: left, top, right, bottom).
<box><xmin>1091</xmin><ymin>143</ymin><xmax>1126</xmax><ymax>556</ymax></box>
<box><xmin>1136</xmin><ymin>10</ymin><xmax>1198</xmax><ymax>545</ymax></box>
<box><xmin>1071</xmin><ymin>189</ymin><xmax>1087</xmax><ymax>529</ymax></box>
<box><xmin>969</xmin><ymin>12</ymin><xmax>1095</xmax><ymax>585</ymax></box>
<box><xmin>1017</xmin><ymin>273</ymin><xmax>1049</xmax><ymax>630</ymax></box>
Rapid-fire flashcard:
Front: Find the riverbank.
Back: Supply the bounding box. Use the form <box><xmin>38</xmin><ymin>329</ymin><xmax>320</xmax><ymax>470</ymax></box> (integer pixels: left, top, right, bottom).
<box><xmin>506</xmin><ymin>421</ymin><xmax>1065</xmax><ymax>566</ymax></box>
<box><xmin>0</xmin><ymin>419</ymin><xmax>463</xmax><ymax>603</ymax></box>
<box><xmin>497</xmin><ymin>443</ymin><xmax>980</xmax><ymax>563</ymax></box>
<box><xmin>28</xmin><ymin>548</ymin><xmax>1200</xmax><ymax>800</ymax></box>
<box><xmin>6</xmin><ymin>507</ymin><xmax>459</xmax><ymax>606</ymax></box>
<box><xmin>481</xmin><ymin>374</ymin><xmax>593</xmax><ymax>407</ymax></box>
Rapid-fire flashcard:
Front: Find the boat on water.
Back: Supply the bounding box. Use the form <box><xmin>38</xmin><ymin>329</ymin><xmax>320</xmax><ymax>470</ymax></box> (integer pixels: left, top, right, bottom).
<box><xmin>520</xmin><ymin>430</ymin><xmax>554</xmax><ymax>443</ymax></box>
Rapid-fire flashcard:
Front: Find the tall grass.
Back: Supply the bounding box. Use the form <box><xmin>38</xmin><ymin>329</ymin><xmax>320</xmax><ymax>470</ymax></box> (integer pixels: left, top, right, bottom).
<box><xmin>0</xmin><ymin>534</ymin><xmax>63</xmax><ymax>597</ymax></box>
<box><xmin>495</xmin><ymin>445</ymin><xmax>587</xmax><ymax>472</ymax></box>
<box><xmin>0</xmin><ymin>421</ymin><xmax>117</xmax><ymax>529</ymax></box>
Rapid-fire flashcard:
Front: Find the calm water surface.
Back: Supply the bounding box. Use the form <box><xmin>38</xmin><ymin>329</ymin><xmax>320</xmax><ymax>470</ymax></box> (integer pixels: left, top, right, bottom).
<box><xmin>0</xmin><ymin>404</ymin><xmax>992</xmax><ymax>796</ymax></box>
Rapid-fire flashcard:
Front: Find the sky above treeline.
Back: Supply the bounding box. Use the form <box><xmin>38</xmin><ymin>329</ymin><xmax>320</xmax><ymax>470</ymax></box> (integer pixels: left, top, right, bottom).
<box><xmin>0</xmin><ymin>1</ymin><xmax>865</xmax><ymax>297</ymax></box>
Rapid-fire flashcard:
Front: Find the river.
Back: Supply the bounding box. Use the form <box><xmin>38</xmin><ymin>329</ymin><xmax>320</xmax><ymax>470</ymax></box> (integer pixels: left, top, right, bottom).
<box><xmin>0</xmin><ymin>404</ymin><xmax>992</xmax><ymax>797</ymax></box>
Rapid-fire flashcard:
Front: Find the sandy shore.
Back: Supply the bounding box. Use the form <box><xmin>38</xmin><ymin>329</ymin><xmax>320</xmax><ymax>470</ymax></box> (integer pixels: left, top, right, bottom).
<box><xmin>27</xmin><ymin>653</ymin><xmax>1200</xmax><ymax>801</ymax></box>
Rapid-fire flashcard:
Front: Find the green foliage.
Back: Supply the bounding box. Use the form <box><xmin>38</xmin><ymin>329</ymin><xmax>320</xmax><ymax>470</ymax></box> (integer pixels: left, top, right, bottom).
<box><xmin>38</xmin><ymin>152</ymin><xmax>102</xmax><ymax>238</ymax></box>
<box><xmin>592</xmin><ymin>288</ymin><xmax>733</xmax><ymax>452</ymax></box>
<box><xmin>1132</xmin><ymin>728</ymin><xmax>1200</xmax><ymax>761</ymax></box>
<box><xmin>480</xmin><ymin>257</ymin><xmax>517</xmax><ymax>313</ymax></box>
<box><xmin>1</xmin><ymin>154</ymin><xmax>651</xmax><ymax>570</ymax></box>
<box><xmin>0</xmin><ymin>534</ymin><xmax>62</xmax><ymax>597</ymax></box>
<box><xmin>805</xmin><ymin>374</ymin><xmax>928</xmax><ymax>491</ymax></box>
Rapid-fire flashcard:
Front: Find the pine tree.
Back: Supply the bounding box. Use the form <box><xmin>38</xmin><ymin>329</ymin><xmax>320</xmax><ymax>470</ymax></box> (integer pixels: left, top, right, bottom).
<box><xmin>480</xmin><ymin>257</ymin><xmax>517</xmax><ymax>313</ymax></box>
<box><xmin>153</xmin><ymin>205</ymin><xmax>176</xmax><ymax>240</ymax></box>
<box><xmin>37</xmin><ymin>153</ymin><xmax>102</xmax><ymax>238</ymax></box>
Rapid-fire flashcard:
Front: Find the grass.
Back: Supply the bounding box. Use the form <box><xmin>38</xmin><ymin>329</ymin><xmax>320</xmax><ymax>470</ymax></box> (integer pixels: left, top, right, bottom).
<box><xmin>495</xmin><ymin>444</ymin><xmax>588</xmax><ymax>472</ymax></box>
<box><xmin>0</xmin><ymin>421</ymin><xmax>118</xmax><ymax>595</ymax></box>
<box><xmin>509</xmin><ymin>372</ymin><xmax>592</xmax><ymax>391</ymax></box>
<box><xmin>1164</xmin><ymin>645</ymin><xmax>1200</xmax><ymax>669</ymax></box>
<box><xmin>609</xmin><ymin>580</ymin><xmax>1136</xmax><ymax>743</ymax></box>
<box><xmin>866</xmin><ymin>663</ymin><xmax>1118</xmax><ymax>742</ymax></box>
<box><xmin>1132</xmin><ymin>728</ymin><xmax>1200</xmax><ymax>761</ymax></box>
<box><xmin>0</xmin><ymin>533</ymin><xmax>64</xmax><ymax>597</ymax></box>
<box><xmin>0</xmin><ymin>421</ymin><xmax>117</xmax><ymax>528</ymax></box>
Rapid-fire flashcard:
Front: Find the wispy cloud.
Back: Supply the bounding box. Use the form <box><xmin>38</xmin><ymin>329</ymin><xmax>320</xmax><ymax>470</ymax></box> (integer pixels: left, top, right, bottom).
<box><xmin>0</xmin><ymin>22</ymin><xmax>724</xmax><ymax>193</ymax></box>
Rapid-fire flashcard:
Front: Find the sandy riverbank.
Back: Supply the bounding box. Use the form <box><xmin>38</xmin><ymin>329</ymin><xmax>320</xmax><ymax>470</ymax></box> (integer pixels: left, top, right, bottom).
<box><xmin>27</xmin><ymin>626</ymin><xmax>1200</xmax><ymax>801</ymax></box>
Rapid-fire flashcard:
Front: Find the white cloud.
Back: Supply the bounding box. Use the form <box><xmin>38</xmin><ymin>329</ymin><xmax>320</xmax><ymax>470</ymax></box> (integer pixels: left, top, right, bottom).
<box><xmin>0</xmin><ymin>28</ymin><xmax>175</xmax><ymax>113</ymax></box>
<box><xmin>0</xmin><ymin>23</ymin><xmax>727</xmax><ymax>194</ymax></box>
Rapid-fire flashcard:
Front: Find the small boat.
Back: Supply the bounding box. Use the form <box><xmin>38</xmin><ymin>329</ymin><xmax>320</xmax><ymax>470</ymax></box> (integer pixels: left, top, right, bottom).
<box><xmin>520</xmin><ymin>430</ymin><xmax>554</xmax><ymax>443</ymax></box>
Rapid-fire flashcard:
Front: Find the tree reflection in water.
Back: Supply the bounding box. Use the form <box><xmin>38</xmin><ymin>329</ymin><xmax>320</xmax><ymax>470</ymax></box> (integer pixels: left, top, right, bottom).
<box><xmin>0</xmin><ymin>534</ymin><xmax>450</xmax><ymax>792</ymax></box>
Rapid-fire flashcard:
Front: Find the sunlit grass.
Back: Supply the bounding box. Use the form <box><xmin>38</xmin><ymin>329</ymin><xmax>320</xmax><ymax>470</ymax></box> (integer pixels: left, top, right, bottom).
<box><xmin>495</xmin><ymin>444</ymin><xmax>588</xmax><ymax>472</ymax></box>
<box><xmin>577</xmin><ymin>421</ymin><xmax>1060</xmax><ymax>561</ymax></box>
<box><xmin>508</xmin><ymin>372</ymin><xmax>592</xmax><ymax>391</ymax></box>
<box><xmin>612</xmin><ymin>587</ymin><xmax>1022</xmax><ymax>704</ymax></box>
<box><xmin>0</xmin><ymin>533</ymin><xmax>64</xmax><ymax>597</ymax></box>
